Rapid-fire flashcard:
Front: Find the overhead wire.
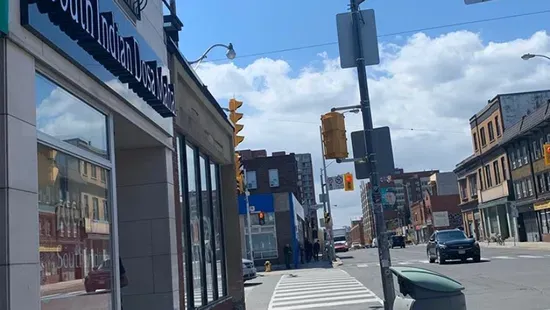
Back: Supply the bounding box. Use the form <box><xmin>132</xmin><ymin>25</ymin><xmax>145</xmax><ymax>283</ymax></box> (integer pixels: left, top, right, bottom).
<box><xmin>208</xmin><ymin>9</ymin><xmax>550</xmax><ymax>62</ymax></box>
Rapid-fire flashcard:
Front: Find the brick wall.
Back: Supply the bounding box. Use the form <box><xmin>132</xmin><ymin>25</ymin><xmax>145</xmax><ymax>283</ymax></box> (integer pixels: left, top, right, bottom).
<box><xmin>242</xmin><ymin>154</ymin><xmax>302</xmax><ymax>200</ymax></box>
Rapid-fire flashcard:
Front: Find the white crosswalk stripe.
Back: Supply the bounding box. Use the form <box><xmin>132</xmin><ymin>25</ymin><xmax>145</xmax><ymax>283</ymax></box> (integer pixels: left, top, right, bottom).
<box><xmin>268</xmin><ymin>269</ymin><xmax>382</xmax><ymax>310</ymax></box>
<box><xmin>353</xmin><ymin>254</ymin><xmax>548</xmax><ymax>268</ymax></box>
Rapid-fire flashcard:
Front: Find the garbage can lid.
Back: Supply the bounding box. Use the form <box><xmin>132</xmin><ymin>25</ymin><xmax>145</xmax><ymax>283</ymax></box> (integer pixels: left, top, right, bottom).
<box><xmin>390</xmin><ymin>266</ymin><xmax>465</xmax><ymax>293</ymax></box>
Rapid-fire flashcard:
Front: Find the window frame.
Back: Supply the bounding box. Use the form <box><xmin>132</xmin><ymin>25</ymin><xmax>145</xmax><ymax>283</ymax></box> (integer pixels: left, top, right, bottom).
<box><xmin>35</xmin><ymin>69</ymin><xmax>121</xmax><ymax>309</ymax></box>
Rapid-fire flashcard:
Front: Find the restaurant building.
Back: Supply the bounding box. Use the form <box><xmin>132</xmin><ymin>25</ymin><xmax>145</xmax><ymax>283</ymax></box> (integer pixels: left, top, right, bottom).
<box><xmin>1</xmin><ymin>0</ymin><xmax>243</xmax><ymax>309</ymax></box>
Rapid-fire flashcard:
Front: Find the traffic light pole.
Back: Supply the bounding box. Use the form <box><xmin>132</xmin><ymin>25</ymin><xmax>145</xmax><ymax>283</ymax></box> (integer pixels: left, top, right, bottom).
<box><xmin>243</xmin><ymin>169</ymin><xmax>254</xmax><ymax>262</ymax></box>
<box><xmin>349</xmin><ymin>0</ymin><xmax>395</xmax><ymax>309</ymax></box>
<box><xmin>319</xmin><ymin>126</ymin><xmax>336</xmax><ymax>262</ymax></box>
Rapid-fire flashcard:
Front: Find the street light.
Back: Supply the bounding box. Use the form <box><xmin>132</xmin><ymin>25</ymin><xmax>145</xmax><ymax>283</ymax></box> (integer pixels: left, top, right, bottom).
<box><xmin>521</xmin><ymin>53</ymin><xmax>550</xmax><ymax>61</ymax></box>
<box><xmin>188</xmin><ymin>43</ymin><xmax>236</xmax><ymax>68</ymax></box>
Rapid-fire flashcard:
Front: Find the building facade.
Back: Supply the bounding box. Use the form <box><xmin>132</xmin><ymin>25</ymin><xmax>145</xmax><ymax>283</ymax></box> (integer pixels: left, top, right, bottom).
<box><xmin>455</xmin><ymin>91</ymin><xmax>550</xmax><ymax>242</ymax></box>
<box><xmin>295</xmin><ymin>153</ymin><xmax>318</xmax><ymax>239</ymax></box>
<box><xmin>360</xmin><ymin>181</ymin><xmax>375</xmax><ymax>245</ymax></box>
<box><xmin>500</xmin><ymin>100</ymin><xmax>550</xmax><ymax>242</ymax></box>
<box><xmin>238</xmin><ymin>150</ymin><xmax>307</xmax><ymax>267</ymax></box>
<box><xmin>350</xmin><ymin>218</ymin><xmax>365</xmax><ymax>246</ymax></box>
<box><xmin>1</xmin><ymin>1</ymin><xmax>243</xmax><ymax>309</ymax></box>
<box><xmin>409</xmin><ymin>191</ymin><xmax>461</xmax><ymax>242</ymax></box>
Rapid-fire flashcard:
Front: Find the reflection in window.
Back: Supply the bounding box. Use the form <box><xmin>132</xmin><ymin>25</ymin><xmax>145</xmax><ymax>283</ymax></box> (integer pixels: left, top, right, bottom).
<box><xmin>200</xmin><ymin>156</ymin><xmax>214</xmax><ymax>302</ymax></box>
<box><xmin>37</xmin><ymin>144</ymin><xmax>112</xmax><ymax>309</ymax></box>
<box><xmin>211</xmin><ymin>163</ymin><xmax>227</xmax><ymax>297</ymax></box>
<box><xmin>35</xmin><ymin>73</ymin><xmax>109</xmax><ymax>159</ymax></box>
<box><xmin>186</xmin><ymin>144</ymin><xmax>204</xmax><ymax>307</ymax></box>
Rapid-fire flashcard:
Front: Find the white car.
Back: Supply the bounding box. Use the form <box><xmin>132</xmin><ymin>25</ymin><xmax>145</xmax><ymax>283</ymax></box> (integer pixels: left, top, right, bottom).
<box><xmin>242</xmin><ymin>259</ymin><xmax>257</xmax><ymax>281</ymax></box>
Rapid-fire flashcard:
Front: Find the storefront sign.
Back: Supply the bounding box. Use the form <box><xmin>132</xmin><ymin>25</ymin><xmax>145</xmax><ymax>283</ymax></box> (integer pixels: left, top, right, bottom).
<box><xmin>534</xmin><ymin>201</ymin><xmax>550</xmax><ymax>211</ymax></box>
<box><xmin>24</xmin><ymin>0</ymin><xmax>175</xmax><ymax>117</ymax></box>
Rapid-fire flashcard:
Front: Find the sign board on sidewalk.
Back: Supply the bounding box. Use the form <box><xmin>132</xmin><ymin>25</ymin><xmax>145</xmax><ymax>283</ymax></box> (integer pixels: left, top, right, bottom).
<box><xmin>327</xmin><ymin>175</ymin><xmax>344</xmax><ymax>191</ymax></box>
<box><xmin>336</xmin><ymin>9</ymin><xmax>380</xmax><ymax>69</ymax></box>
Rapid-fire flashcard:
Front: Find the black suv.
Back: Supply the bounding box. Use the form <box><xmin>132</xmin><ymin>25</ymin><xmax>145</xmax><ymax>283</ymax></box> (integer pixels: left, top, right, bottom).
<box><xmin>427</xmin><ymin>229</ymin><xmax>480</xmax><ymax>264</ymax></box>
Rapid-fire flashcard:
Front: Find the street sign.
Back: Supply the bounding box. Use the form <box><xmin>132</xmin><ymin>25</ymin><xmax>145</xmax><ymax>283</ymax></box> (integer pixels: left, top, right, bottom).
<box><xmin>249</xmin><ymin>205</ymin><xmax>255</xmax><ymax>212</ymax></box>
<box><xmin>336</xmin><ymin>9</ymin><xmax>380</xmax><ymax>69</ymax></box>
<box><xmin>319</xmin><ymin>193</ymin><xmax>327</xmax><ymax>203</ymax></box>
<box><xmin>351</xmin><ymin>128</ymin><xmax>395</xmax><ymax>180</ymax></box>
<box><xmin>327</xmin><ymin>175</ymin><xmax>345</xmax><ymax>191</ymax></box>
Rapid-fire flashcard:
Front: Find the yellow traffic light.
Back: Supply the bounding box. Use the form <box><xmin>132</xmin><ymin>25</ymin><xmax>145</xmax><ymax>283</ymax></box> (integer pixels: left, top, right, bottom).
<box><xmin>545</xmin><ymin>144</ymin><xmax>550</xmax><ymax>166</ymax></box>
<box><xmin>229</xmin><ymin>99</ymin><xmax>245</xmax><ymax>149</ymax></box>
<box><xmin>321</xmin><ymin>112</ymin><xmax>348</xmax><ymax>160</ymax></box>
<box><xmin>344</xmin><ymin>172</ymin><xmax>354</xmax><ymax>191</ymax></box>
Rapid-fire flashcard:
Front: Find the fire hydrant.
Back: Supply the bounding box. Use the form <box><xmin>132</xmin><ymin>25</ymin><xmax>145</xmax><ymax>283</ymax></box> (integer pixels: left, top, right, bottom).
<box><xmin>264</xmin><ymin>261</ymin><xmax>272</xmax><ymax>272</ymax></box>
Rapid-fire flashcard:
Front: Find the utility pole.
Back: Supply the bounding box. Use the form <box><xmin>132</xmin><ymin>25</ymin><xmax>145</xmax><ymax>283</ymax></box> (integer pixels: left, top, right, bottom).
<box><xmin>243</xmin><ymin>169</ymin><xmax>254</xmax><ymax>261</ymax></box>
<box><xmin>349</xmin><ymin>0</ymin><xmax>395</xmax><ymax>308</ymax></box>
<box><xmin>319</xmin><ymin>126</ymin><xmax>336</xmax><ymax>261</ymax></box>
<box><xmin>320</xmin><ymin>168</ymin><xmax>328</xmax><ymax>260</ymax></box>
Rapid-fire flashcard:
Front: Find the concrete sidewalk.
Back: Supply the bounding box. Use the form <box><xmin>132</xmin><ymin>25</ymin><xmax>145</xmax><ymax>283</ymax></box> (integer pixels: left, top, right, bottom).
<box><xmin>480</xmin><ymin>240</ymin><xmax>550</xmax><ymax>250</ymax></box>
<box><xmin>258</xmin><ymin>259</ymin><xmax>335</xmax><ymax>276</ymax></box>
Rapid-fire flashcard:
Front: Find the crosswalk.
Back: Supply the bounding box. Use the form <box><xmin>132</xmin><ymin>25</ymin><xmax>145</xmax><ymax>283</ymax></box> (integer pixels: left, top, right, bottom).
<box><xmin>267</xmin><ymin>269</ymin><xmax>382</xmax><ymax>310</ymax></box>
<box><xmin>353</xmin><ymin>254</ymin><xmax>550</xmax><ymax>268</ymax></box>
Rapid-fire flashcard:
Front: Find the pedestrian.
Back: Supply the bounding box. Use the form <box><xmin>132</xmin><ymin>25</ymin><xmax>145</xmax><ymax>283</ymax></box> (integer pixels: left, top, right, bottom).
<box><xmin>299</xmin><ymin>243</ymin><xmax>304</xmax><ymax>265</ymax></box>
<box><xmin>120</xmin><ymin>257</ymin><xmax>129</xmax><ymax>309</ymax></box>
<box><xmin>304</xmin><ymin>239</ymin><xmax>312</xmax><ymax>263</ymax></box>
<box><xmin>283</xmin><ymin>244</ymin><xmax>292</xmax><ymax>269</ymax></box>
<box><xmin>313</xmin><ymin>240</ymin><xmax>320</xmax><ymax>261</ymax></box>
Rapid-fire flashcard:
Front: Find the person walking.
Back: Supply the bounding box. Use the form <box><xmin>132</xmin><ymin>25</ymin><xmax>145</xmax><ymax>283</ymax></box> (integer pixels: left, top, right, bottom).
<box><xmin>283</xmin><ymin>244</ymin><xmax>292</xmax><ymax>269</ymax></box>
<box><xmin>313</xmin><ymin>240</ymin><xmax>320</xmax><ymax>262</ymax></box>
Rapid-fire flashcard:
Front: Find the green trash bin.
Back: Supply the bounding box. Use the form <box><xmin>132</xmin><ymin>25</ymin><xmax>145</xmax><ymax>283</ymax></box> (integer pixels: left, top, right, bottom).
<box><xmin>390</xmin><ymin>266</ymin><xmax>467</xmax><ymax>310</ymax></box>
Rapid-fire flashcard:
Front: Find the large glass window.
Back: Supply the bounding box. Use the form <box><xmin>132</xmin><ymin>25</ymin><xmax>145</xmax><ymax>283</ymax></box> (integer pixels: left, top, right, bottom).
<box><xmin>35</xmin><ymin>73</ymin><xmax>109</xmax><ymax>159</ymax></box>
<box><xmin>211</xmin><ymin>163</ymin><xmax>227</xmax><ymax>297</ymax></box>
<box><xmin>200</xmin><ymin>156</ymin><xmax>214</xmax><ymax>303</ymax></box>
<box><xmin>186</xmin><ymin>144</ymin><xmax>204</xmax><ymax>308</ymax></box>
<box><xmin>38</xmin><ymin>144</ymin><xmax>112</xmax><ymax>310</ymax></box>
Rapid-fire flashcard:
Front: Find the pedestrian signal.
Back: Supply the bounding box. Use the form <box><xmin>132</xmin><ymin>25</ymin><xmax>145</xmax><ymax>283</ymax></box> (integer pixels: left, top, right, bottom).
<box><xmin>545</xmin><ymin>144</ymin><xmax>550</xmax><ymax>166</ymax></box>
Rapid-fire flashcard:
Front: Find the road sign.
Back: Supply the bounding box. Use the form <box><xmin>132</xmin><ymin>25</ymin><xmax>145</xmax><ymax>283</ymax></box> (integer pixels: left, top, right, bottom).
<box><xmin>336</xmin><ymin>9</ymin><xmax>380</xmax><ymax>69</ymax></box>
<box><xmin>327</xmin><ymin>175</ymin><xmax>345</xmax><ymax>191</ymax></box>
<box><xmin>249</xmin><ymin>205</ymin><xmax>255</xmax><ymax>212</ymax></box>
<box><xmin>351</xmin><ymin>128</ymin><xmax>395</xmax><ymax>180</ymax></box>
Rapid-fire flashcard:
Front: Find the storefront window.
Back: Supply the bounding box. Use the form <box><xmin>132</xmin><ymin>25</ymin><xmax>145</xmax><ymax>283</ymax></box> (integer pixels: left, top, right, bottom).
<box><xmin>176</xmin><ymin>137</ymin><xmax>188</xmax><ymax>306</ymax></box>
<box><xmin>211</xmin><ymin>163</ymin><xmax>227</xmax><ymax>297</ymax></box>
<box><xmin>38</xmin><ymin>144</ymin><xmax>112</xmax><ymax>310</ymax></box>
<box><xmin>200</xmin><ymin>156</ymin><xmax>215</xmax><ymax>302</ymax></box>
<box><xmin>35</xmin><ymin>73</ymin><xmax>109</xmax><ymax>159</ymax></box>
<box><xmin>186</xmin><ymin>144</ymin><xmax>204</xmax><ymax>307</ymax></box>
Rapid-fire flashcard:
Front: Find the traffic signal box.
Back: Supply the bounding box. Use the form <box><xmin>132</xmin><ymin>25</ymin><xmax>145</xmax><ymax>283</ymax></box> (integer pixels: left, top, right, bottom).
<box><xmin>344</xmin><ymin>172</ymin><xmax>355</xmax><ymax>191</ymax></box>
<box><xmin>230</xmin><ymin>99</ymin><xmax>245</xmax><ymax>194</ymax></box>
<box><xmin>324</xmin><ymin>212</ymin><xmax>331</xmax><ymax>226</ymax></box>
<box><xmin>545</xmin><ymin>144</ymin><xmax>550</xmax><ymax>166</ymax></box>
<box><xmin>258</xmin><ymin>211</ymin><xmax>265</xmax><ymax>225</ymax></box>
<box><xmin>321</xmin><ymin>112</ymin><xmax>348</xmax><ymax>160</ymax></box>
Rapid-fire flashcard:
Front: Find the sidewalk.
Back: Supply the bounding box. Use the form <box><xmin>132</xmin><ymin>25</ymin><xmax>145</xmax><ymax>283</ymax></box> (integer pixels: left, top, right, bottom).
<box><xmin>41</xmin><ymin>279</ymin><xmax>85</xmax><ymax>296</ymax></box>
<box><xmin>480</xmin><ymin>240</ymin><xmax>550</xmax><ymax>250</ymax></box>
<box><xmin>257</xmin><ymin>259</ymin><xmax>335</xmax><ymax>276</ymax></box>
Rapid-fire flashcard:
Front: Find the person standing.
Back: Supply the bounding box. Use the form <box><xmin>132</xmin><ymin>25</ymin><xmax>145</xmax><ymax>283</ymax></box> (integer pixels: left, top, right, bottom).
<box><xmin>313</xmin><ymin>240</ymin><xmax>320</xmax><ymax>262</ymax></box>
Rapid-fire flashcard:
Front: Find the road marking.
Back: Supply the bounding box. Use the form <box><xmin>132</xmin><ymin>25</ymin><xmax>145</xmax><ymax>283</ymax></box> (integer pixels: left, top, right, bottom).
<box><xmin>267</xmin><ymin>269</ymin><xmax>383</xmax><ymax>310</ymax></box>
<box><xmin>518</xmin><ymin>255</ymin><xmax>545</xmax><ymax>258</ymax></box>
<box><xmin>357</xmin><ymin>263</ymin><xmax>369</xmax><ymax>268</ymax></box>
<box><xmin>397</xmin><ymin>261</ymin><xmax>414</xmax><ymax>265</ymax></box>
<box><xmin>491</xmin><ymin>256</ymin><xmax>516</xmax><ymax>260</ymax></box>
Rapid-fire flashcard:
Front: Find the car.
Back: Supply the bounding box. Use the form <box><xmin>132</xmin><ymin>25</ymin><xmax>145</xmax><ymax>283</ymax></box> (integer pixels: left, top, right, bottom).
<box><xmin>84</xmin><ymin>259</ymin><xmax>112</xmax><ymax>293</ymax></box>
<box><xmin>351</xmin><ymin>242</ymin><xmax>363</xmax><ymax>250</ymax></box>
<box><xmin>390</xmin><ymin>235</ymin><xmax>406</xmax><ymax>249</ymax></box>
<box><xmin>242</xmin><ymin>258</ymin><xmax>257</xmax><ymax>281</ymax></box>
<box><xmin>427</xmin><ymin>229</ymin><xmax>481</xmax><ymax>264</ymax></box>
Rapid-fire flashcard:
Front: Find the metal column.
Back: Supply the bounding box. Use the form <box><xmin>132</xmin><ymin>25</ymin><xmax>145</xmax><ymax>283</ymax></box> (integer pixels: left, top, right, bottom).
<box><xmin>319</xmin><ymin>126</ymin><xmax>336</xmax><ymax>261</ymax></box>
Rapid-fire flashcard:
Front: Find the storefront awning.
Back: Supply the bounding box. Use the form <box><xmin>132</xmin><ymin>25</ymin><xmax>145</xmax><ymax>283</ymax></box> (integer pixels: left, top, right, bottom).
<box><xmin>478</xmin><ymin>197</ymin><xmax>509</xmax><ymax>209</ymax></box>
<box><xmin>534</xmin><ymin>200</ymin><xmax>550</xmax><ymax>211</ymax></box>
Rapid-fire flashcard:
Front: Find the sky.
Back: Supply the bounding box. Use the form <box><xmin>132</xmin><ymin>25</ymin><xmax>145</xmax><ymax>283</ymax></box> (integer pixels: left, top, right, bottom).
<box><xmin>173</xmin><ymin>0</ymin><xmax>550</xmax><ymax>228</ymax></box>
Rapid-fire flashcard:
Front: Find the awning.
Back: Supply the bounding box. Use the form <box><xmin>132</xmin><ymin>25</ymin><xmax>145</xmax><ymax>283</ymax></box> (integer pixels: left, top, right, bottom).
<box><xmin>478</xmin><ymin>197</ymin><xmax>509</xmax><ymax>209</ymax></box>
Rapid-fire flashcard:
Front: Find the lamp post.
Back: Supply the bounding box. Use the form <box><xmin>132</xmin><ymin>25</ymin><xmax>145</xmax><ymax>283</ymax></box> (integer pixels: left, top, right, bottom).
<box><xmin>521</xmin><ymin>53</ymin><xmax>550</xmax><ymax>61</ymax></box>
<box><xmin>188</xmin><ymin>43</ymin><xmax>236</xmax><ymax>69</ymax></box>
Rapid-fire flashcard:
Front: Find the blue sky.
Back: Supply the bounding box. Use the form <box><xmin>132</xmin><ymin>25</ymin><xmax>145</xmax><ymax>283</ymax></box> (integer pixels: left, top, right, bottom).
<box><xmin>177</xmin><ymin>0</ymin><xmax>550</xmax><ymax>71</ymax></box>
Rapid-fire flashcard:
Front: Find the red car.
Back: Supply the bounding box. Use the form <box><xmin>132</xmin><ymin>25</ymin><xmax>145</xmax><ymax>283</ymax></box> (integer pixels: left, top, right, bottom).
<box><xmin>84</xmin><ymin>259</ymin><xmax>112</xmax><ymax>293</ymax></box>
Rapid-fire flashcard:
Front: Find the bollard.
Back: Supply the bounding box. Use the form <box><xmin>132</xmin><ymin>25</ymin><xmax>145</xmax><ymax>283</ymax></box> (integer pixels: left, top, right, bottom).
<box><xmin>264</xmin><ymin>261</ymin><xmax>272</xmax><ymax>272</ymax></box>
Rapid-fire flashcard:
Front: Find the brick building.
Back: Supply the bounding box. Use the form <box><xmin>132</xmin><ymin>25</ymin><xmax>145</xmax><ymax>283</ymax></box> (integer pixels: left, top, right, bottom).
<box><xmin>238</xmin><ymin>150</ymin><xmax>307</xmax><ymax>267</ymax></box>
<box><xmin>350</xmin><ymin>218</ymin><xmax>365</xmax><ymax>246</ymax></box>
<box><xmin>410</xmin><ymin>192</ymin><xmax>461</xmax><ymax>242</ymax></box>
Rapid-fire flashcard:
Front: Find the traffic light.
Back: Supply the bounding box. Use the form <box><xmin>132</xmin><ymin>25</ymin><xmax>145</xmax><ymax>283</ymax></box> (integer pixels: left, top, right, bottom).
<box><xmin>321</xmin><ymin>112</ymin><xmax>348</xmax><ymax>160</ymax></box>
<box><xmin>545</xmin><ymin>144</ymin><xmax>550</xmax><ymax>166</ymax></box>
<box><xmin>324</xmin><ymin>212</ymin><xmax>331</xmax><ymax>226</ymax></box>
<box><xmin>229</xmin><ymin>99</ymin><xmax>245</xmax><ymax>149</ymax></box>
<box><xmin>344</xmin><ymin>172</ymin><xmax>354</xmax><ymax>191</ymax></box>
<box><xmin>258</xmin><ymin>211</ymin><xmax>265</xmax><ymax>225</ymax></box>
<box><xmin>235</xmin><ymin>152</ymin><xmax>244</xmax><ymax>194</ymax></box>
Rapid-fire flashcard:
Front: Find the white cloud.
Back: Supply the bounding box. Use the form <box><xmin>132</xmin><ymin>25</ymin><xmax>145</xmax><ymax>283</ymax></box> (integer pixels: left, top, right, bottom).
<box><xmin>196</xmin><ymin>30</ymin><xmax>550</xmax><ymax>228</ymax></box>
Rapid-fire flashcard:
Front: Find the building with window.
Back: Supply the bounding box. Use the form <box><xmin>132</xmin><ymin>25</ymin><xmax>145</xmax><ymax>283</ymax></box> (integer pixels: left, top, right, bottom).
<box><xmin>1</xmin><ymin>0</ymin><xmax>242</xmax><ymax>309</ymax></box>
<box><xmin>295</xmin><ymin>153</ymin><xmax>318</xmax><ymax>239</ymax></box>
<box><xmin>455</xmin><ymin>90</ymin><xmax>550</xmax><ymax>242</ymax></box>
<box><xmin>238</xmin><ymin>150</ymin><xmax>306</xmax><ymax>267</ymax></box>
<box><xmin>500</xmin><ymin>100</ymin><xmax>550</xmax><ymax>243</ymax></box>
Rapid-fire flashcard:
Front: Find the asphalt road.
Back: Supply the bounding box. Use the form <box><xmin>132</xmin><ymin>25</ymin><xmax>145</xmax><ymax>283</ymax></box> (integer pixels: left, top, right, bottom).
<box><xmin>340</xmin><ymin>244</ymin><xmax>550</xmax><ymax>310</ymax></box>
